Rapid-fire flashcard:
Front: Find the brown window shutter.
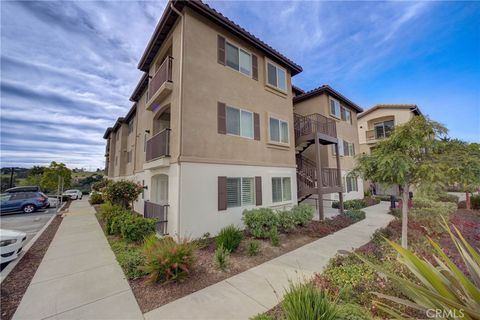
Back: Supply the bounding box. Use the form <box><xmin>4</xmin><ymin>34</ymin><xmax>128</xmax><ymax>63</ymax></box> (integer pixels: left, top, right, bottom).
<box><xmin>255</xmin><ymin>176</ymin><xmax>262</xmax><ymax>206</ymax></box>
<box><xmin>218</xmin><ymin>102</ymin><xmax>226</xmax><ymax>134</ymax></box>
<box><xmin>252</xmin><ymin>54</ymin><xmax>258</xmax><ymax>80</ymax></box>
<box><xmin>217</xmin><ymin>35</ymin><xmax>226</xmax><ymax>65</ymax></box>
<box><xmin>253</xmin><ymin>113</ymin><xmax>260</xmax><ymax>140</ymax></box>
<box><xmin>218</xmin><ymin>176</ymin><xmax>227</xmax><ymax>211</ymax></box>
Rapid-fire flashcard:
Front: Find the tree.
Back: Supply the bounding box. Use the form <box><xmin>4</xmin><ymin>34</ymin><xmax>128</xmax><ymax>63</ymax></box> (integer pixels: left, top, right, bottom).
<box><xmin>444</xmin><ymin>140</ymin><xmax>480</xmax><ymax>209</ymax></box>
<box><xmin>41</xmin><ymin>162</ymin><xmax>72</xmax><ymax>193</ymax></box>
<box><xmin>352</xmin><ymin>116</ymin><xmax>448</xmax><ymax>248</ymax></box>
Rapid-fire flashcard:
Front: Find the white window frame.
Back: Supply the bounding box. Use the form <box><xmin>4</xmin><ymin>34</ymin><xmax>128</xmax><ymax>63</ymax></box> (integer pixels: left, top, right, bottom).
<box><xmin>226</xmin><ymin>177</ymin><xmax>256</xmax><ymax>208</ymax></box>
<box><xmin>265</xmin><ymin>59</ymin><xmax>287</xmax><ymax>93</ymax></box>
<box><xmin>346</xmin><ymin>175</ymin><xmax>358</xmax><ymax>193</ymax></box>
<box><xmin>268</xmin><ymin>116</ymin><xmax>289</xmax><ymax>145</ymax></box>
<box><xmin>329</xmin><ymin>98</ymin><xmax>341</xmax><ymax>119</ymax></box>
<box><xmin>225</xmin><ymin>40</ymin><xmax>252</xmax><ymax>78</ymax></box>
<box><xmin>226</xmin><ymin>105</ymin><xmax>254</xmax><ymax>139</ymax></box>
<box><xmin>272</xmin><ymin>177</ymin><xmax>292</xmax><ymax>203</ymax></box>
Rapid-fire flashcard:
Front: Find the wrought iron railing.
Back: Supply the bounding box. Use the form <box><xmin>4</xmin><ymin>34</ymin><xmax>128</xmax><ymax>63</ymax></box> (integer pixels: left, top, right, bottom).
<box><xmin>294</xmin><ymin>113</ymin><xmax>337</xmax><ymax>140</ymax></box>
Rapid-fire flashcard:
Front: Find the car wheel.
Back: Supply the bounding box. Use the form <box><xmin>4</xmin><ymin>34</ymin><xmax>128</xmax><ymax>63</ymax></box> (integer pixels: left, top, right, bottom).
<box><xmin>22</xmin><ymin>204</ymin><xmax>36</xmax><ymax>214</ymax></box>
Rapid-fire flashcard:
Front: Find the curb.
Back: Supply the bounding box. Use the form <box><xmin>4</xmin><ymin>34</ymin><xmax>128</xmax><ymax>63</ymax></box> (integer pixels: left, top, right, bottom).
<box><xmin>0</xmin><ymin>213</ymin><xmax>57</xmax><ymax>284</ymax></box>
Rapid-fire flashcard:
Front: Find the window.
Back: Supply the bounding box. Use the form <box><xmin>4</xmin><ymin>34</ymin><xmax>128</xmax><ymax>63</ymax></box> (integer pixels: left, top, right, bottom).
<box><xmin>330</xmin><ymin>99</ymin><xmax>341</xmax><ymax>119</ymax></box>
<box><xmin>226</xmin><ymin>42</ymin><xmax>252</xmax><ymax>76</ymax></box>
<box><xmin>266</xmin><ymin>61</ymin><xmax>287</xmax><ymax>91</ymax></box>
<box><xmin>374</xmin><ymin>120</ymin><xmax>394</xmax><ymax>139</ymax></box>
<box><xmin>226</xmin><ymin>177</ymin><xmax>255</xmax><ymax>208</ymax></box>
<box><xmin>272</xmin><ymin>177</ymin><xmax>292</xmax><ymax>203</ymax></box>
<box><xmin>341</xmin><ymin>107</ymin><xmax>352</xmax><ymax>124</ymax></box>
<box><xmin>334</xmin><ymin>140</ymin><xmax>355</xmax><ymax>156</ymax></box>
<box><xmin>269</xmin><ymin>117</ymin><xmax>289</xmax><ymax>144</ymax></box>
<box><xmin>226</xmin><ymin>106</ymin><xmax>254</xmax><ymax>139</ymax></box>
<box><xmin>346</xmin><ymin>176</ymin><xmax>358</xmax><ymax>192</ymax></box>
<box><xmin>128</xmin><ymin>119</ymin><xmax>134</xmax><ymax>135</ymax></box>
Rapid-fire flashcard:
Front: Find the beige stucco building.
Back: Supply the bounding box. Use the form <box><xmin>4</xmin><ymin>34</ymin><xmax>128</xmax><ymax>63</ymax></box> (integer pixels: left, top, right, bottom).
<box><xmin>104</xmin><ymin>0</ymin><xmax>365</xmax><ymax>238</ymax></box>
<box><xmin>357</xmin><ymin>104</ymin><xmax>422</xmax><ymax>194</ymax></box>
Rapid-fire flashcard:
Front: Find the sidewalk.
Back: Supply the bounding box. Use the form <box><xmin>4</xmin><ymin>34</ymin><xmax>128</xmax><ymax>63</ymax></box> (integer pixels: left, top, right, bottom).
<box><xmin>13</xmin><ymin>199</ymin><xmax>143</xmax><ymax>320</ymax></box>
<box><xmin>144</xmin><ymin>202</ymin><xmax>393</xmax><ymax>320</ymax></box>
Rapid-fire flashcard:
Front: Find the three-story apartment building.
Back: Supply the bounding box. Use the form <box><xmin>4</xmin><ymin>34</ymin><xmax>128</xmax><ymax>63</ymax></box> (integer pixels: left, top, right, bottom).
<box><xmin>104</xmin><ymin>0</ymin><xmax>303</xmax><ymax>238</ymax></box>
<box><xmin>293</xmin><ymin>85</ymin><xmax>364</xmax><ymax>218</ymax></box>
<box><xmin>104</xmin><ymin>0</ymin><xmax>365</xmax><ymax>237</ymax></box>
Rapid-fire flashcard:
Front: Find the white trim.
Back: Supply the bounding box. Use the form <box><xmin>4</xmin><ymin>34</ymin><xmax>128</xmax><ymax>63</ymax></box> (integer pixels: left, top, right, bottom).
<box><xmin>329</xmin><ymin>97</ymin><xmax>341</xmax><ymax>119</ymax></box>
<box><xmin>225</xmin><ymin>40</ymin><xmax>253</xmax><ymax>78</ymax></box>
<box><xmin>265</xmin><ymin>59</ymin><xmax>287</xmax><ymax>93</ymax></box>
<box><xmin>226</xmin><ymin>176</ymin><xmax>256</xmax><ymax>208</ymax></box>
<box><xmin>226</xmin><ymin>105</ymin><xmax>254</xmax><ymax>140</ymax></box>
<box><xmin>268</xmin><ymin>115</ymin><xmax>290</xmax><ymax>146</ymax></box>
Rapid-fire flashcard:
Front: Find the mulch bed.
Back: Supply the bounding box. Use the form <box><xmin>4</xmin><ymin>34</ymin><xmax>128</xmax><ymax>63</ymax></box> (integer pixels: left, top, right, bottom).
<box><xmin>129</xmin><ymin>217</ymin><xmax>356</xmax><ymax>313</ymax></box>
<box><xmin>0</xmin><ymin>215</ymin><xmax>63</xmax><ymax>320</ymax></box>
<box><xmin>93</xmin><ymin>205</ymin><xmax>359</xmax><ymax>313</ymax></box>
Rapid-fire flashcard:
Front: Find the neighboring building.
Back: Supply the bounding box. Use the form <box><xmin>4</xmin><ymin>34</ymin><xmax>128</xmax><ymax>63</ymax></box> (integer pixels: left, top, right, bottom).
<box><xmin>104</xmin><ymin>0</ymin><xmax>303</xmax><ymax>238</ymax></box>
<box><xmin>357</xmin><ymin>104</ymin><xmax>422</xmax><ymax>195</ymax></box>
<box><xmin>293</xmin><ymin>85</ymin><xmax>364</xmax><ymax>217</ymax></box>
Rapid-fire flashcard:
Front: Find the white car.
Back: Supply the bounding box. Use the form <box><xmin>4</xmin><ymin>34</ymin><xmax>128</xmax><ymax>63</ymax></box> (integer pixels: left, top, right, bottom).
<box><xmin>0</xmin><ymin>229</ymin><xmax>27</xmax><ymax>264</ymax></box>
<box><xmin>63</xmin><ymin>189</ymin><xmax>83</xmax><ymax>200</ymax></box>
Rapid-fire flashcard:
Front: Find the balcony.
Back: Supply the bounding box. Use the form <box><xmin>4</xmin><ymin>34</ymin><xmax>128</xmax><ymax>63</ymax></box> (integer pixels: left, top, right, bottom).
<box><xmin>296</xmin><ymin>155</ymin><xmax>342</xmax><ymax>201</ymax></box>
<box><xmin>294</xmin><ymin>113</ymin><xmax>337</xmax><ymax>154</ymax></box>
<box><xmin>365</xmin><ymin>128</ymin><xmax>392</xmax><ymax>142</ymax></box>
<box><xmin>146</xmin><ymin>56</ymin><xmax>173</xmax><ymax>111</ymax></box>
<box><xmin>146</xmin><ymin>128</ymin><xmax>170</xmax><ymax>162</ymax></box>
<box><xmin>144</xmin><ymin>201</ymin><xmax>168</xmax><ymax>235</ymax></box>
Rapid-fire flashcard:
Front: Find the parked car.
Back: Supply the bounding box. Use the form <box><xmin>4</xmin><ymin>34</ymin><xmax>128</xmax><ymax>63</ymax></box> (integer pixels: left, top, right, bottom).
<box><xmin>0</xmin><ymin>229</ymin><xmax>27</xmax><ymax>264</ymax></box>
<box><xmin>5</xmin><ymin>186</ymin><xmax>41</xmax><ymax>193</ymax></box>
<box><xmin>63</xmin><ymin>189</ymin><xmax>83</xmax><ymax>200</ymax></box>
<box><xmin>0</xmin><ymin>192</ymin><xmax>49</xmax><ymax>214</ymax></box>
<box><xmin>47</xmin><ymin>197</ymin><xmax>58</xmax><ymax>208</ymax></box>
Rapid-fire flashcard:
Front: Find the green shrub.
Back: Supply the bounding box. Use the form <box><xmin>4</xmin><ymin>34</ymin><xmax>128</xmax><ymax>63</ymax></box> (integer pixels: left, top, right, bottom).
<box><xmin>277</xmin><ymin>209</ymin><xmax>296</xmax><ymax>232</ymax></box>
<box><xmin>242</xmin><ymin>208</ymin><xmax>278</xmax><ymax>238</ymax></box>
<box><xmin>215</xmin><ymin>225</ymin><xmax>243</xmax><ymax>252</ymax></box>
<box><xmin>120</xmin><ymin>214</ymin><xmax>157</xmax><ymax>242</ymax></box>
<box><xmin>412</xmin><ymin>196</ymin><xmax>436</xmax><ymax>208</ymax></box>
<box><xmin>389</xmin><ymin>208</ymin><xmax>401</xmax><ymax>218</ymax></box>
<box><xmin>92</xmin><ymin>178</ymin><xmax>110</xmax><ymax>192</ymax></box>
<box><xmin>247</xmin><ymin>240</ymin><xmax>259</xmax><ymax>256</ymax></box>
<box><xmin>343</xmin><ymin>210</ymin><xmax>366</xmax><ymax>222</ymax></box>
<box><xmin>435</xmin><ymin>193</ymin><xmax>459</xmax><ymax>204</ymax></box>
<box><xmin>269</xmin><ymin>226</ymin><xmax>280</xmax><ymax>247</ymax></box>
<box><xmin>109</xmin><ymin>211</ymin><xmax>131</xmax><ymax>235</ymax></box>
<box><xmin>249</xmin><ymin>314</ymin><xmax>273</xmax><ymax>320</ymax></box>
<box><xmin>194</xmin><ymin>232</ymin><xmax>211</xmax><ymax>249</ymax></box>
<box><xmin>140</xmin><ymin>235</ymin><xmax>196</xmax><ymax>283</ymax></box>
<box><xmin>458</xmin><ymin>200</ymin><xmax>466</xmax><ymax>209</ymax></box>
<box><xmin>332</xmin><ymin>199</ymin><xmax>367</xmax><ymax>210</ymax></box>
<box><xmin>282</xmin><ymin>282</ymin><xmax>338</xmax><ymax>320</ymax></box>
<box><xmin>336</xmin><ymin>303</ymin><xmax>373</xmax><ymax>320</ymax></box>
<box><xmin>410</xmin><ymin>198</ymin><xmax>457</xmax><ymax>233</ymax></box>
<box><xmin>89</xmin><ymin>192</ymin><xmax>104</xmax><ymax>205</ymax></box>
<box><xmin>110</xmin><ymin>240</ymin><xmax>146</xmax><ymax>279</ymax></box>
<box><xmin>290</xmin><ymin>204</ymin><xmax>314</xmax><ymax>226</ymax></box>
<box><xmin>471</xmin><ymin>194</ymin><xmax>480</xmax><ymax>209</ymax></box>
<box><xmin>214</xmin><ymin>244</ymin><xmax>229</xmax><ymax>271</ymax></box>
<box><xmin>99</xmin><ymin>202</ymin><xmax>125</xmax><ymax>233</ymax></box>
<box><xmin>104</xmin><ymin>180</ymin><xmax>144</xmax><ymax>209</ymax></box>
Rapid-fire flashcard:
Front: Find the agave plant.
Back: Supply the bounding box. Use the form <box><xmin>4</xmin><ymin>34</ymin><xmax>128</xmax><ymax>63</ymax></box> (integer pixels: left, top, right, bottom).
<box><xmin>358</xmin><ymin>219</ymin><xmax>480</xmax><ymax>319</ymax></box>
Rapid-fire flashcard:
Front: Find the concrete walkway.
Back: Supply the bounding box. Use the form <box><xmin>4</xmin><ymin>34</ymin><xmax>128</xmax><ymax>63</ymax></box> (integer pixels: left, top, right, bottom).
<box><xmin>13</xmin><ymin>199</ymin><xmax>143</xmax><ymax>320</ymax></box>
<box><xmin>144</xmin><ymin>201</ymin><xmax>393</xmax><ymax>320</ymax></box>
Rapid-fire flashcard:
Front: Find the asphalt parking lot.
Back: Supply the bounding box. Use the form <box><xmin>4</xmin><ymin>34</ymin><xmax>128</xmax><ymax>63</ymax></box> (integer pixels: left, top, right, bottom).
<box><xmin>1</xmin><ymin>207</ymin><xmax>57</xmax><ymax>246</ymax></box>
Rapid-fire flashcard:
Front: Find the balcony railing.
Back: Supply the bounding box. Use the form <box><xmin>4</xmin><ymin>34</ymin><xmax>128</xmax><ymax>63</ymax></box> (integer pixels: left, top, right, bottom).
<box><xmin>294</xmin><ymin>113</ymin><xmax>337</xmax><ymax>140</ymax></box>
<box><xmin>144</xmin><ymin>201</ymin><xmax>168</xmax><ymax>235</ymax></box>
<box><xmin>366</xmin><ymin>129</ymin><xmax>391</xmax><ymax>141</ymax></box>
<box><xmin>147</xmin><ymin>56</ymin><xmax>173</xmax><ymax>102</ymax></box>
<box><xmin>146</xmin><ymin>128</ymin><xmax>170</xmax><ymax>162</ymax></box>
<box><xmin>321</xmin><ymin>168</ymin><xmax>341</xmax><ymax>188</ymax></box>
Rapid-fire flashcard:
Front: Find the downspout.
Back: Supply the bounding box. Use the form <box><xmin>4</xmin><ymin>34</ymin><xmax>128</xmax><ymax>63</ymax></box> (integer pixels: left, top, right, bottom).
<box><xmin>170</xmin><ymin>3</ymin><xmax>184</xmax><ymax>239</ymax></box>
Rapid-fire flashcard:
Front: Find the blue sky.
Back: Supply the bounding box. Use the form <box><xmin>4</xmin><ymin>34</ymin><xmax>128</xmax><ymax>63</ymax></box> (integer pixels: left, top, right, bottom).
<box><xmin>1</xmin><ymin>1</ymin><xmax>479</xmax><ymax>169</ymax></box>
